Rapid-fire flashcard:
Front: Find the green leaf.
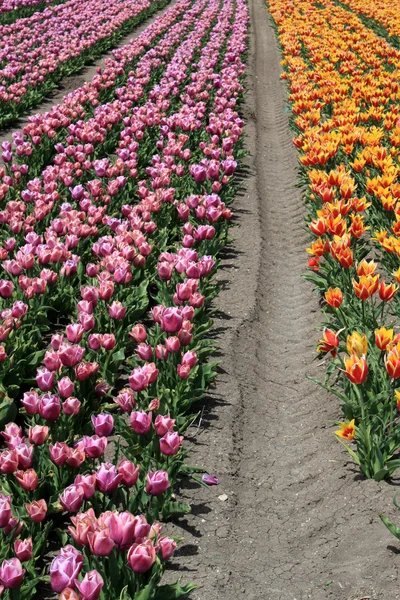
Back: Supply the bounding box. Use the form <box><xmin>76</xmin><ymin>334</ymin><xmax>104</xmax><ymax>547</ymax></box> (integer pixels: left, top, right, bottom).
<box><xmin>0</xmin><ymin>397</ymin><xmax>17</xmax><ymax>427</ymax></box>
<box><xmin>162</xmin><ymin>501</ymin><xmax>191</xmax><ymax>518</ymax></box>
<box><xmin>380</xmin><ymin>514</ymin><xmax>400</xmax><ymax>541</ymax></box>
<box><xmin>154</xmin><ymin>583</ymin><xmax>196</xmax><ymax>600</ymax></box>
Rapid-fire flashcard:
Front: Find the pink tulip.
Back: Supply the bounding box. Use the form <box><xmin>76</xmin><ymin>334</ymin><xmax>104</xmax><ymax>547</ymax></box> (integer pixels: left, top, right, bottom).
<box><xmin>36</xmin><ymin>367</ymin><xmax>55</xmax><ymax>392</ymax></box>
<box><xmin>50</xmin><ymin>442</ymin><xmax>69</xmax><ymax>466</ymax></box>
<box><xmin>127</xmin><ymin>539</ymin><xmax>156</xmax><ymax>573</ymax></box>
<box><xmin>129</xmin><ymin>324</ymin><xmax>147</xmax><ymax>342</ymax></box>
<box><xmin>62</xmin><ymin>397</ymin><xmax>81</xmax><ymax>416</ymax></box>
<box><xmin>0</xmin><ymin>558</ymin><xmax>25</xmax><ymax>589</ymax></box>
<box><xmin>50</xmin><ymin>546</ymin><xmax>83</xmax><ymax>593</ymax></box>
<box><xmin>146</xmin><ymin>470</ymin><xmax>170</xmax><ymax>496</ymax></box>
<box><xmin>15</xmin><ymin>469</ymin><xmax>38</xmax><ymax>491</ymax></box>
<box><xmin>75</xmin><ymin>570</ymin><xmax>104</xmax><ymax>600</ymax></box>
<box><xmin>108</xmin><ymin>301</ymin><xmax>127</xmax><ymax>320</ymax></box>
<box><xmin>92</xmin><ymin>414</ymin><xmax>114</xmax><ymax>437</ymax></box>
<box><xmin>114</xmin><ymin>388</ymin><xmax>136</xmax><ymax>412</ymax></box>
<box><xmin>66</xmin><ymin>448</ymin><xmax>86</xmax><ymax>469</ymax></box>
<box><xmin>43</xmin><ymin>351</ymin><xmax>62</xmax><ymax>371</ymax></box>
<box><xmin>158</xmin><ymin>536</ymin><xmax>177</xmax><ymax>560</ymax></box>
<box><xmin>15</xmin><ymin>443</ymin><xmax>34</xmax><ymax>469</ymax></box>
<box><xmin>177</xmin><ymin>364</ymin><xmax>191</xmax><ymax>379</ymax></box>
<box><xmin>59</xmin><ymin>485</ymin><xmax>85</xmax><ymax>513</ymax></box>
<box><xmin>154</xmin><ymin>415</ymin><xmax>175</xmax><ymax>436</ymax></box>
<box><xmin>0</xmin><ymin>449</ymin><xmax>18</xmax><ymax>474</ymax></box>
<box><xmin>83</xmin><ymin>435</ymin><xmax>107</xmax><ymax>459</ymax></box>
<box><xmin>75</xmin><ymin>362</ymin><xmax>99</xmax><ymax>381</ymax></box>
<box><xmin>58</xmin><ymin>376</ymin><xmax>75</xmax><ymax>399</ymax></box>
<box><xmin>27</xmin><ymin>425</ymin><xmax>48</xmax><ymax>446</ymax></box>
<box><xmin>159</xmin><ymin>432</ymin><xmax>183</xmax><ymax>456</ymax></box>
<box><xmin>73</xmin><ymin>475</ymin><xmax>96</xmax><ymax>501</ymax></box>
<box><xmin>14</xmin><ymin>538</ymin><xmax>32</xmax><ymax>562</ymax></box>
<box><xmin>0</xmin><ymin>495</ymin><xmax>12</xmax><ymax>527</ymax></box>
<box><xmin>87</xmin><ymin>529</ymin><xmax>115</xmax><ymax>556</ymax></box>
<box><xmin>118</xmin><ymin>460</ymin><xmax>140</xmax><ymax>487</ymax></box>
<box><xmin>25</xmin><ymin>499</ymin><xmax>47</xmax><ymax>522</ymax></box>
<box><xmin>129</xmin><ymin>411</ymin><xmax>152</xmax><ymax>435</ymax></box>
<box><xmin>38</xmin><ymin>393</ymin><xmax>61</xmax><ymax>421</ymax></box>
<box><xmin>95</xmin><ymin>462</ymin><xmax>122</xmax><ymax>493</ymax></box>
<box><xmin>160</xmin><ymin>307</ymin><xmax>183</xmax><ymax>333</ymax></box>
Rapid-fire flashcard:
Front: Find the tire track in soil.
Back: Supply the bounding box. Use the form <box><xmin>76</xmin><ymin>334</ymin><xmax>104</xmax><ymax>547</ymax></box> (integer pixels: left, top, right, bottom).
<box><xmin>167</xmin><ymin>0</ymin><xmax>400</xmax><ymax>599</ymax></box>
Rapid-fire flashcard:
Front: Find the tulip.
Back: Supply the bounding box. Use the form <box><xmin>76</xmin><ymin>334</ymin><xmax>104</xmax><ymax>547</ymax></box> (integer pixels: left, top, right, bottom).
<box><xmin>28</xmin><ymin>425</ymin><xmax>48</xmax><ymax>447</ymax></box>
<box><xmin>14</xmin><ymin>538</ymin><xmax>33</xmax><ymax>562</ymax></box>
<box><xmin>50</xmin><ymin>442</ymin><xmax>69</xmax><ymax>466</ymax></box>
<box><xmin>15</xmin><ymin>469</ymin><xmax>38</xmax><ymax>491</ymax></box>
<box><xmin>0</xmin><ymin>558</ymin><xmax>25</xmax><ymax>589</ymax></box>
<box><xmin>177</xmin><ymin>364</ymin><xmax>191</xmax><ymax>378</ymax></box>
<box><xmin>130</xmin><ymin>411</ymin><xmax>152</xmax><ymax>435</ymax></box>
<box><xmin>75</xmin><ymin>362</ymin><xmax>99</xmax><ymax>381</ymax></box>
<box><xmin>146</xmin><ymin>470</ymin><xmax>170</xmax><ymax>496</ymax></box>
<box><xmin>43</xmin><ymin>351</ymin><xmax>62</xmax><ymax>371</ymax></box>
<box><xmin>0</xmin><ymin>495</ymin><xmax>12</xmax><ymax>527</ymax></box>
<box><xmin>62</xmin><ymin>397</ymin><xmax>81</xmax><ymax>416</ymax></box>
<box><xmin>118</xmin><ymin>460</ymin><xmax>140</xmax><ymax>487</ymax></box>
<box><xmin>114</xmin><ymin>388</ymin><xmax>135</xmax><ymax>412</ymax></box>
<box><xmin>0</xmin><ymin>449</ymin><xmax>18</xmax><ymax>475</ymax></box>
<box><xmin>67</xmin><ymin>448</ymin><xmax>86</xmax><ymax>469</ymax></box>
<box><xmin>346</xmin><ymin>332</ymin><xmax>368</xmax><ymax>357</ymax></box>
<box><xmin>74</xmin><ymin>474</ymin><xmax>96</xmax><ymax>500</ymax></box>
<box><xmin>325</xmin><ymin>287</ymin><xmax>343</xmax><ymax>308</ymax></box>
<box><xmin>154</xmin><ymin>415</ymin><xmax>175</xmax><ymax>436</ymax></box>
<box><xmin>83</xmin><ymin>436</ymin><xmax>107</xmax><ymax>459</ymax></box>
<box><xmin>108</xmin><ymin>301</ymin><xmax>127</xmax><ymax>320</ymax></box>
<box><xmin>335</xmin><ymin>419</ymin><xmax>355</xmax><ymax>441</ymax></box>
<box><xmin>87</xmin><ymin>529</ymin><xmax>115</xmax><ymax>556</ymax></box>
<box><xmin>58</xmin><ymin>376</ymin><xmax>75</xmax><ymax>398</ymax></box>
<box><xmin>129</xmin><ymin>367</ymin><xmax>149</xmax><ymax>392</ymax></box>
<box><xmin>92</xmin><ymin>414</ymin><xmax>114</xmax><ymax>437</ymax></box>
<box><xmin>15</xmin><ymin>444</ymin><xmax>34</xmax><ymax>469</ymax></box>
<box><xmin>50</xmin><ymin>547</ymin><xmax>83</xmax><ymax>593</ymax></box>
<box><xmin>75</xmin><ymin>570</ymin><xmax>104</xmax><ymax>600</ymax></box>
<box><xmin>375</xmin><ymin>327</ymin><xmax>394</xmax><ymax>351</ymax></box>
<box><xmin>95</xmin><ymin>462</ymin><xmax>122</xmax><ymax>493</ymax></box>
<box><xmin>129</xmin><ymin>324</ymin><xmax>147</xmax><ymax>342</ymax></box>
<box><xmin>25</xmin><ymin>499</ymin><xmax>47</xmax><ymax>522</ymax></box>
<box><xmin>59</xmin><ymin>485</ymin><xmax>85</xmax><ymax>513</ymax></box>
<box><xmin>36</xmin><ymin>368</ymin><xmax>55</xmax><ymax>392</ymax></box>
<box><xmin>386</xmin><ymin>347</ymin><xmax>400</xmax><ymax>379</ymax></box>
<box><xmin>352</xmin><ymin>275</ymin><xmax>379</xmax><ymax>300</ymax></box>
<box><xmin>39</xmin><ymin>393</ymin><xmax>61</xmax><ymax>421</ymax></box>
<box><xmin>158</xmin><ymin>536</ymin><xmax>177</xmax><ymax>560</ymax></box>
<box><xmin>202</xmin><ymin>474</ymin><xmax>219</xmax><ymax>486</ymax></box>
<box><xmin>344</xmin><ymin>354</ymin><xmax>368</xmax><ymax>384</ymax></box>
<box><xmin>379</xmin><ymin>281</ymin><xmax>398</xmax><ymax>302</ymax></box>
<box><xmin>160</xmin><ymin>432</ymin><xmax>183</xmax><ymax>456</ymax></box>
<box><xmin>127</xmin><ymin>539</ymin><xmax>156</xmax><ymax>573</ymax></box>
<box><xmin>160</xmin><ymin>308</ymin><xmax>183</xmax><ymax>333</ymax></box>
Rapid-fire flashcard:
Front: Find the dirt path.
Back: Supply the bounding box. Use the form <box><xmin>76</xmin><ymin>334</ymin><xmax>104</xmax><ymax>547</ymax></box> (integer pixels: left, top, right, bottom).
<box><xmin>168</xmin><ymin>0</ymin><xmax>400</xmax><ymax>598</ymax></box>
<box><xmin>0</xmin><ymin>0</ymin><xmax>176</xmax><ymax>146</ymax></box>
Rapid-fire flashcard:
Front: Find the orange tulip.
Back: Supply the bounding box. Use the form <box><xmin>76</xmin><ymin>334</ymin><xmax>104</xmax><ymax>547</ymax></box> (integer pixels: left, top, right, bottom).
<box><xmin>379</xmin><ymin>281</ymin><xmax>398</xmax><ymax>301</ymax></box>
<box><xmin>344</xmin><ymin>354</ymin><xmax>368</xmax><ymax>384</ymax></box>
<box><xmin>317</xmin><ymin>328</ymin><xmax>339</xmax><ymax>357</ymax></box>
<box><xmin>325</xmin><ymin>287</ymin><xmax>343</xmax><ymax>308</ymax></box>
<box><xmin>385</xmin><ymin>346</ymin><xmax>400</xmax><ymax>378</ymax></box>
<box><xmin>356</xmin><ymin>259</ymin><xmax>377</xmax><ymax>276</ymax></box>
<box><xmin>330</xmin><ymin>243</ymin><xmax>353</xmax><ymax>268</ymax></box>
<box><xmin>346</xmin><ymin>332</ymin><xmax>368</xmax><ymax>357</ymax></box>
<box><xmin>309</xmin><ymin>218</ymin><xmax>327</xmax><ymax>236</ymax></box>
<box><xmin>375</xmin><ymin>326</ymin><xmax>394</xmax><ymax>351</ymax></box>
<box><xmin>352</xmin><ymin>275</ymin><xmax>379</xmax><ymax>300</ymax></box>
<box><xmin>335</xmin><ymin>419</ymin><xmax>355</xmax><ymax>441</ymax></box>
<box><xmin>393</xmin><ymin>268</ymin><xmax>400</xmax><ymax>284</ymax></box>
<box><xmin>308</xmin><ymin>256</ymin><xmax>320</xmax><ymax>271</ymax></box>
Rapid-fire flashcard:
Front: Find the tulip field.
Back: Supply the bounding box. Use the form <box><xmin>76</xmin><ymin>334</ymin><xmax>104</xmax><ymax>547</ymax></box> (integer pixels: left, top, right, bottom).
<box><xmin>0</xmin><ymin>0</ymin><xmax>248</xmax><ymax>595</ymax></box>
<box><xmin>6</xmin><ymin>0</ymin><xmax>400</xmax><ymax>595</ymax></box>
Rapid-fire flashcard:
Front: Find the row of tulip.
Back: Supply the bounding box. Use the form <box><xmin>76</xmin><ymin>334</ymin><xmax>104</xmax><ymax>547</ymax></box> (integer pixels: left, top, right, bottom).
<box><xmin>0</xmin><ymin>0</ymin><xmax>67</xmax><ymax>26</ymax></box>
<box><xmin>0</xmin><ymin>0</ymin><xmax>170</xmax><ymax>128</ymax></box>
<box><xmin>0</xmin><ymin>0</ymin><xmax>249</xmax><ymax>595</ymax></box>
<box><xmin>267</xmin><ymin>0</ymin><xmax>400</xmax><ymax>482</ymax></box>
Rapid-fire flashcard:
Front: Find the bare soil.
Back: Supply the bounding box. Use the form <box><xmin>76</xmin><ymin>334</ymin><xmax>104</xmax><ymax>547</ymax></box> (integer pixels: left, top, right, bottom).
<box><xmin>167</xmin><ymin>0</ymin><xmax>400</xmax><ymax>599</ymax></box>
